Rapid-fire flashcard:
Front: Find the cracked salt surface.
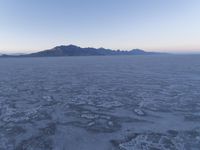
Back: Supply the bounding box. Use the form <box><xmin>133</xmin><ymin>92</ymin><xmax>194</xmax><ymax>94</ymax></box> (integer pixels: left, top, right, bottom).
<box><xmin>117</xmin><ymin>128</ymin><xmax>200</xmax><ymax>150</ymax></box>
<box><xmin>1</xmin><ymin>55</ymin><xmax>200</xmax><ymax>150</ymax></box>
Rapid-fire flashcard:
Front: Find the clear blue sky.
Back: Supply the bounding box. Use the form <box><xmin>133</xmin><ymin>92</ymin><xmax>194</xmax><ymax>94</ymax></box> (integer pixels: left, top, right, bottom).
<box><xmin>0</xmin><ymin>0</ymin><xmax>200</xmax><ymax>53</ymax></box>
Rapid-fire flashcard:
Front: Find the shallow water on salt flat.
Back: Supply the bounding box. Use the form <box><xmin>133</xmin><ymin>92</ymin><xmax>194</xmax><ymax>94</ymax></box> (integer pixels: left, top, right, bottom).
<box><xmin>1</xmin><ymin>55</ymin><xmax>200</xmax><ymax>150</ymax></box>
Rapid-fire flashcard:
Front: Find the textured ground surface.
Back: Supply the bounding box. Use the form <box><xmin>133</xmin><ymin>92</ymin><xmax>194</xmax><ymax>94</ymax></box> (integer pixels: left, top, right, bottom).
<box><xmin>0</xmin><ymin>55</ymin><xmax>200</xmax><ymax>150</ymax></box>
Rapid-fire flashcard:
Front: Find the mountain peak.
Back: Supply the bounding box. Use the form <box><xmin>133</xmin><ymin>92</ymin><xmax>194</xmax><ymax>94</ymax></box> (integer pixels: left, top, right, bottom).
<box><xmin>131</xmin><ymin>49</ymin><xmax>145</xmax><ymax>52</ymax></box>
<box><xmin>53</xmin><ymin>44</ymin><xmax>80</xmax><ymax>49</ymax></box>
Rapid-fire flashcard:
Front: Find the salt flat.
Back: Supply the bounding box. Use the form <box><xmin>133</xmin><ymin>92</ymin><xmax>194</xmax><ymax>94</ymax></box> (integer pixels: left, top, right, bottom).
<box><xmin>0</xmin><ymin>55</ymin><xmax>200</xmax><ymax>150</ymax></box>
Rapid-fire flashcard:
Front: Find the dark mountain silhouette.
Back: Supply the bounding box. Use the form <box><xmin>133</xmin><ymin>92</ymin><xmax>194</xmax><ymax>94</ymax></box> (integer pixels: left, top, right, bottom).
<box><xmin>0</xmin><ymin>45</ymin><xmax>164</xmax><ymax>57</ymax></box>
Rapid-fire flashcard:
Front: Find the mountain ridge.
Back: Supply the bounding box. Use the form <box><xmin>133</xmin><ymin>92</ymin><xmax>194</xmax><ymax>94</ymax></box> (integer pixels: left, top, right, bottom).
<box><xmin>0</xmin><ymin>44</ymin><xmax>164</xmax><ymax>57</ymax></box>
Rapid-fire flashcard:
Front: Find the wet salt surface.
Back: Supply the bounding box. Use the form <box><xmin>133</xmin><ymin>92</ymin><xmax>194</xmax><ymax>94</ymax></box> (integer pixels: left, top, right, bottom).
<box><xmin>0</xmin><ymin>55</ymin><xmax>200</xmax><ymax>150</ymax></box>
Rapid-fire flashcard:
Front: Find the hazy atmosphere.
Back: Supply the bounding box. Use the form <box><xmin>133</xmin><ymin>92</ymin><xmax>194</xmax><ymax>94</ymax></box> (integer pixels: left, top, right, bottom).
<box><xmin>1</xmin><ymin>0</ymin><xmax>200</xmax><ymax>53</ymax></box>
<box><xmin>1</xmin><ymin>1</ymin><xmax>200</xmax><ymax>150</ymax></box>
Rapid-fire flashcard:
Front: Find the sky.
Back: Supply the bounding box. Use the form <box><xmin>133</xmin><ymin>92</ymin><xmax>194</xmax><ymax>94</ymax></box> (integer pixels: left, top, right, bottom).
<box><xmin>0</xmin><ymin>0</ymin><xmax>200</xmax><ymax>53</ymax></box>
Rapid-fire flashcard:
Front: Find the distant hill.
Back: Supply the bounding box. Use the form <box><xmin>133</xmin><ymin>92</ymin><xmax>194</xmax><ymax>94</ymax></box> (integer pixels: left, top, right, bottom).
<box><xmin>0</xmin><ymin>45</ymin><xmax>164</xmax><ymax>57</ymax></box>
<box><xmin>0</xmin><ymin>53</ymin><xmax>26</xmax><ymax>57</ymax></box>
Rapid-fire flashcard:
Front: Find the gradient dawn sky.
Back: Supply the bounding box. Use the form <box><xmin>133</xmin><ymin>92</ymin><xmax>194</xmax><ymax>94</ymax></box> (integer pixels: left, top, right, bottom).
<box><xmin>0</xmin><ymin>0</ymin><xmax>200</xmax><ymax>53</ymax></box>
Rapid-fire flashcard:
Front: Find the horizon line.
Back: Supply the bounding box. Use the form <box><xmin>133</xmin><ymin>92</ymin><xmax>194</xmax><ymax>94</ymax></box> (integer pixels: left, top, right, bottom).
<box><xmin>0</xmin><ymin>44</ymin><xmax>200</xmax><ymax>55</ymax></box>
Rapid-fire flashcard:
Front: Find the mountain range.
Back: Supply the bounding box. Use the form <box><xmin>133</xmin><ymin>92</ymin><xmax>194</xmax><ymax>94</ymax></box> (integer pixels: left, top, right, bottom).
<box><xmin>0</xmin><ymin>45</ymin><xmax>164</xmax><ymax>57</ymax></box>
